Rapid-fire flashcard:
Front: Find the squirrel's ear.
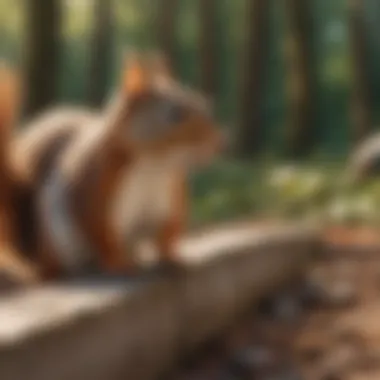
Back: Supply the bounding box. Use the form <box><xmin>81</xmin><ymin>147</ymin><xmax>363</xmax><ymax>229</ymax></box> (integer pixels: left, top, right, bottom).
<box><xmin>122</xmin><ymin>51</ymin><xmax>150</xmax><ymax>95</ymax></box>
<box><xmin>0</xmin><ymin>62</ymin><xmax>21</xmax><ymax>128</ymax></box>
<box><xmin>148</xmin><ymin>51</ymin><xmax>174</xmax><ymax>81</ymax></box>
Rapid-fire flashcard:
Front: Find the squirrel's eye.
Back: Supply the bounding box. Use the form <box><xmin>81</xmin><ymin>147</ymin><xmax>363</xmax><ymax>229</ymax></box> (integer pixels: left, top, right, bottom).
<box><xmin>164</xmin><ymin>104</ymin><xmax>184</xmax><ymax>124</ymax></box>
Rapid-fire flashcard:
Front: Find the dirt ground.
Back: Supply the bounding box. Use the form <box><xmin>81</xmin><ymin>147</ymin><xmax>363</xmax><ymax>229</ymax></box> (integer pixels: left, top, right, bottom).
<box><xmin>174</xmin><ymin>226</ymin><xmax>380</xmax><ymax>380</ymax></box>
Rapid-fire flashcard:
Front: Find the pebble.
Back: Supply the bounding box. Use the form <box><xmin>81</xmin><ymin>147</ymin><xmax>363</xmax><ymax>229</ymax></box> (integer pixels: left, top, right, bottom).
<box><xmin>299</xmin><ymin>279</ymin><xmax>327</xmax><ymax>309</ymax></box>
<box><xmin>326</xmin><ymin>281</ymin><xmax>357</xmax><ymax>309</ymax></box>
<box><xmin>257</xmin><ymin>292</ymin><xmax>303</xmax><ymax>323</ymax></box>
<box><xmin>317</xmin><ymin>344</ymin><xmax>358</xmax><ymax>380</ymax></box>
<box><xmin>263</xmin><ymin>370</ymin><xmax>303</xmax><ymax>380</ymax></box>
<box><xmin>226</xmin><ymin>345</ymin><xmax>277</xmax><ymax>377</ymax></box>
<box><xmin>300</xmin><ymin>277</ymin><xmax>357</xmax><ymax>310</ymax></box>
<box><xmin>273</xmin><ymin>294</ymin><xmax>303</xmax><ymax>323</ymax></box>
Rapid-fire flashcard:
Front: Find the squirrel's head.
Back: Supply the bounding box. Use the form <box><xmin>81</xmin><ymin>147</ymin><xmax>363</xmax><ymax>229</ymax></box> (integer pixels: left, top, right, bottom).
<box><xmin>110</xmin><ymin>52</ymin><xmax>225</xmax><ymax>167</ymax></box>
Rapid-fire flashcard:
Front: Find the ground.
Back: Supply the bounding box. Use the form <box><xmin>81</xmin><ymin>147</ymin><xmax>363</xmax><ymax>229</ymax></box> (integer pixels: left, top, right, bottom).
<box><xmin>175</xmin><ymin>226</ymin><xmax>380</xmax><ymax>380</ymax></box>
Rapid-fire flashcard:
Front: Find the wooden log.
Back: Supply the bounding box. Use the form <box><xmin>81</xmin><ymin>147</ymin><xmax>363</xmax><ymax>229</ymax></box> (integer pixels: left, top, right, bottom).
<box><xmin>0</xmin><ymin>223</ymin><xmax>320</xmax><ymax>380</ymax></box>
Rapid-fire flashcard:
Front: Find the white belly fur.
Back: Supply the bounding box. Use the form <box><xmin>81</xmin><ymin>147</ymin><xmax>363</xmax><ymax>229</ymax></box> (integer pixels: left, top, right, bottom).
<box><xmin>39</xmin><ymin>170</ymin><xmax>90</xmax><ymax>272</ymax></box>
<box><xmin>111</xmin><ymin>157</ymin><xmax>179</xmax><ymax>243</ymax></box>
<box><xmin>41</xmin><ymin>157</ymin><xmax>181</xmax><ymax>270</ymax></box>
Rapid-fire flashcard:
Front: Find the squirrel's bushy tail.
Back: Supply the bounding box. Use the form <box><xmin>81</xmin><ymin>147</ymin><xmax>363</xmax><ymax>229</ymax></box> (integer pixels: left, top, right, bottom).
<box><xmin>0</xmin><ymin>63</ymin><xmax>19</xmax><ymax>177</ymax></box>
<box><xmin>0</xmin><ymin>63</ymin><xmax>38</xmax><ymax>286</ymax></box>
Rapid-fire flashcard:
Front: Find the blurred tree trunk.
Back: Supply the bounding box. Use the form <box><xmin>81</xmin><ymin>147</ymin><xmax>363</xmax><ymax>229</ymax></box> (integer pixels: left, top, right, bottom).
<box><xmin>237</xmin><ymin>0</ymin><xmax>270</xmax><ymax>157</ymax></box>
<box><xmin>156</xmin><ymin>0</ymin><xmax>178</xmax><ymax>73</ymax></box>
<box><xmin>87</xmin><ymin>0</ymin><xmax>114</xmax><ymax>107</ymax></box>
<box><xmin>198</xmin><ymin>0</ymin><xmax>217</xmax><ymax>97</ymax></box>
<box><xmin>349</xmin><ymin>0</ymin><xmax>372</xmax><ymax>144</ymax></box>
<box><xmin>284</xmin><ymin>0</ymin><xmax>316</xmax><ymax>158</ymax></box>
<box><xmin>365</xmin><ymin>0</ymin><xmax>380</xmax><ymax>127</ymax></box>
<box><xmin>24</xmin><ymin>0</ymin><xmax>61</xmax><ymax>118</ymax></box>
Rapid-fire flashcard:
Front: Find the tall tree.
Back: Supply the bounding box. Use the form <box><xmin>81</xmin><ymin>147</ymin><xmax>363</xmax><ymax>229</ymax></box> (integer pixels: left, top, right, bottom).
<box><xmin>156</xmin><ymin>0</ymin><xmax>178</xmax><ymax>73</ymax></box>
<box><xmin>87</xmin><ymin>0</ymin><xmax>114</xmax><ymax>107</ymax></box>
<box><xmin>349</xmin><ymin>0</ymin><xmax>372</xmax><ymax>144</ymax></box>
<box><xmin>24</xmin><ymin>0</ymin><xmax>61</xmax><ymax>118</ymax></box>
<box><xmin>237</xmin><ymin>0</ymin><xmax>270</xmax><ymax>157</ymax></box>
<box><xmin>363</xmin><ymin>0</ymin><xmax>380</xmax><ymax>126</ymax></box>
<box><xmin>198</xmin><ymin>0</ymin><xmax>217</xmax><ymax>97</ymax></box>
<box><xmin>284</xmin><ymin>0</ymin><xmax>316</xmax><ymax>157</ymax></box>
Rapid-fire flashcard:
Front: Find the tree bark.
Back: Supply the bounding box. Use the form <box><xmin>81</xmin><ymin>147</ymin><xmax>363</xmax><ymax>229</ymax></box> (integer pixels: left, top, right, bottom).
<box><xmin>284</xmin><ymin>0</ymin><xmax>316</xmax><ymax>157</ymax></box>
<box><xmin>348</xmin><ymin>0</ymin><xmax>372</xmax><ymax>144</ymax></box>
<box><xmin>198</xmin><ymin>0</ymin><xmax>217</xmax><ymax>97</ymax></box>
<box><xmin>87</xmin><ymin>0</ymin><xmax>114</xmax><ymax>107</ymax></box>
<box><xmin>237</xmin><ymin>0</ymin><xmax>269</xmax><ymax>157</ymax></box>
<box><xmin>156</xmin><ymin>0</ymin><xmax>178</xmax><ymax>73</ymax></box>
<box><xmin>24</xmin><ymin>0</ymin><xmax>61</xmax><ymax>119</ymax></box>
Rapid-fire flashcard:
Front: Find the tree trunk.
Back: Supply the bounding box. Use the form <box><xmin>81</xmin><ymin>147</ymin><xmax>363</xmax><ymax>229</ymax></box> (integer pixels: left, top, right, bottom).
<box><xmin>156</xmin><ymin>0</ymin><xmax>178</xmax><ymax>73</ymax></box>
<box><xmin>198</xmin><ymin>0</ymin><xmax>217</xmax><ymax>97</ymax></box>
<box><xmin>349</xmin><ymin>0</ymin><xmax>372</xmax><ymax>144</ymax></box>
<box><xmin>24</xmin><ymin>0</ymin><xmax>61</xmax><ymax>118</ymax></box>
<box><xmin>284</xmin><ymin>0</ymin><xmax>316</xmax><ymax>157</ymax></box>
<box><xmin>237</xmin><ymin>0</ymin><xmax>269</xmax><ymax>157</ymax></box>
<box><xmin>87</xmin><ymin>0</ymin><xmax>114</xmax><ymax>107</ymax></box>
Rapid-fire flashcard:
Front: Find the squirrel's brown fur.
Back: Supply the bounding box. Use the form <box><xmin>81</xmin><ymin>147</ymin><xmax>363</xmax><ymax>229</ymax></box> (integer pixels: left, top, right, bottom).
<box><xmin>36</xmin><ymin>52</ymin><xmax>224</xmax><ymax>278</ymax></box>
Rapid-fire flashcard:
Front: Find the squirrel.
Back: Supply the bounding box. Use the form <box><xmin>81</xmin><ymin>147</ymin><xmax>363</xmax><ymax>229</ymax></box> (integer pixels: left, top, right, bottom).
<box><xmin>9</xmin><ymin>108</ymin><xmax>98</xmax><ymax>259</ymax></box>
<box><xmin>0</xmin><ymin>63</ymin><xmax>38</xmax><ymax>285</ymax></box>
<box><xmin>34</xmin><ymin>52</ymin><xmax>225</xmax><ymax>279</ymax></box>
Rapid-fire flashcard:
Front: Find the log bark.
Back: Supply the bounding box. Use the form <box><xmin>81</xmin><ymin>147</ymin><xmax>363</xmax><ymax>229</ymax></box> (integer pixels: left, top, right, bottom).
<box><xmin>0</xmin><ymin>223</ymin><xmax>318</xmax><ymax>380</ymax></box>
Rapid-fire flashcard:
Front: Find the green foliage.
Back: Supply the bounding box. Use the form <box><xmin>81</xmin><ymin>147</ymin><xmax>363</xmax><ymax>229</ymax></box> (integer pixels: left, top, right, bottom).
<box><xmin>0</xmin><ymin>0</ymin><xmax>360</xmax><ymax>156</ymax></box>
<box><xmin>190</xmin><ymin>160</ymin><xmax>264</xmax><ymax>224</ymax></box>
<box><xmin>191</xmin><ymin>160</ymin><xmax>380</xmax><ymax>226</ymax></box>
<box><xmin>0</xmin><ymin>0</ymin><xmax>24</xmax><ymax>63</ymax></box>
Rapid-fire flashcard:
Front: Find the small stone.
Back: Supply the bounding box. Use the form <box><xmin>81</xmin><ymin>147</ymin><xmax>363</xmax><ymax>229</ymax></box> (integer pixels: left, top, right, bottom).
<box><xmin>299</xmin><ymin>279</ymin><xmax>327</xmax><ymax>309</ymax></box>
<box><xmin>326</xmin><ymin>281</ymin><xmax>357</xmax><ymax>309</ymax></box>
<box><xmin>301</xmin><ymin>277</ymin><xmax>357</xmax><ymax>310</ymax></box>
<box><xmin>257</xmin><ymin>296</ymin><xmax>276</xmax><ymax>317</ymax></box>
<box><xmin>243</xmin><ymin>346</ymin><xmax>276</xmax><ymax>369</ymax></box>
<box><xmin>213</xmin><ymin>371</ymin><xmax>242</xmax><ymax>380</ymax></box>
<box><xmin>321</xmin><ymin>373</ymin><xmax>342</xmax><ymax>380</ymax></box>
<box><xmin>273</xmin><ymin>294</ymin><xmax>302</xmax><ymax>322</ymax></box>
<box><xmin>317</xmin><ymin>344</ymin><xmax>357</xmax><ymax>380</ymax></box>
<box><xmin>261</xmin><ymin>367</ymin><xmax>303</xmax><ymax>380</ymax></box>
<box><xmin>226</xmin><ymin>345</ymin><xmax>277</xmax><ymax>376</ymax></box>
